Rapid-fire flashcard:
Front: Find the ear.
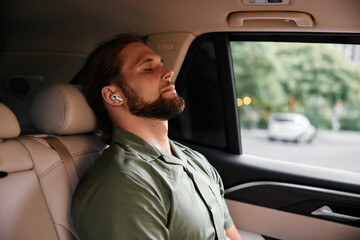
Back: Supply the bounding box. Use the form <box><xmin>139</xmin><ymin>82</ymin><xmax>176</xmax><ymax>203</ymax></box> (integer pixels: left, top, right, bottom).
<box><xmin>101</xmin><ymin>85</ymin><xmax>124</xmax><ymax>107</ymax></box>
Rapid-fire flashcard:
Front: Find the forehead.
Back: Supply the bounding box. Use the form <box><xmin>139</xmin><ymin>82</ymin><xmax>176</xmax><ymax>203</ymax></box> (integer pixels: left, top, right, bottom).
<box><xmin>120</xmin><ymin>42</ymin><xmax>159</xmax><ymax>69</ymax></box>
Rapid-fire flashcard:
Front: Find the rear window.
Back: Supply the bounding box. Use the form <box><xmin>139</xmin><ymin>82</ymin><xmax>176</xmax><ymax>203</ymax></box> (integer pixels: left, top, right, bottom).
<box><xmin>230</xmin><ymin>40</ymin><xmax>360</xmax><ymax>173</ymax></box>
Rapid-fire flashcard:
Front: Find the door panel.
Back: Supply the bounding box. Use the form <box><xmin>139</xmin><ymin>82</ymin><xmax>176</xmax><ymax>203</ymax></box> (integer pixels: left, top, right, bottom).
<box><xmin>225</xmin><ymin>181</ymin><xmax>360</xmax><ymax>228</ymax></box>
<box><xmin>227</xmin><ymin>200</ymin><xmax>360</xmax><ymax>240</ymax></box>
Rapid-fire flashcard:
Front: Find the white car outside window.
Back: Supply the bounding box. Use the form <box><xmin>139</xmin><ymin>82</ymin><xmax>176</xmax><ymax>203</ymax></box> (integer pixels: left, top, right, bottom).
<box><xmin>267</xmin><ymin>113</ymin><xmax>316</xmax><ymax>143</ymax></box>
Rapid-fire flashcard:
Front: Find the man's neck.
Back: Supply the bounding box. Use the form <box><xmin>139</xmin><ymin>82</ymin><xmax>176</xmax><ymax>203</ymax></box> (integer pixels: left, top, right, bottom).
<box><xmin>114</xmin><ymin>115</ymin><xmax>172</xmax><ymax>155</ymax></box>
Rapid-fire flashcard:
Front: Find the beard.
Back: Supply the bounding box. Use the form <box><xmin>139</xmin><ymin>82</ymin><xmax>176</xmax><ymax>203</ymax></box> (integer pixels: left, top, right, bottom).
<box><xmin>120</xmin><ymin>82</ymin><xmax>185</xmax><ymax>120</ymax></box>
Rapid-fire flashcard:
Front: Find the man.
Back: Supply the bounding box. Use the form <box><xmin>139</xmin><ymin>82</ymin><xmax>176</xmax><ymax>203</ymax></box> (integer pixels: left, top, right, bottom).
<box><xmin>71</xmin><ymin>34</ymin><xmax>243</xmax><ymax>240</ymax></box>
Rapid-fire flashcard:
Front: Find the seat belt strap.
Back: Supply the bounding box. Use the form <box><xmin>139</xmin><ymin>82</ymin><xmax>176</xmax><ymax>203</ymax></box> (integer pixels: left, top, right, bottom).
<box><xmin>44</xmin><ymin>136</ymin><xmax>79</xmax><ymax>193</ymax></box>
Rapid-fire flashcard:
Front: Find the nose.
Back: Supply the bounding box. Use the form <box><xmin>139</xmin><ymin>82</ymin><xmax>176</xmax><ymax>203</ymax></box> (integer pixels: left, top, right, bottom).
<box><xmin>163</xmin><ymin>68</ymin><xmax>174</xmax><ymax>83</ymax></box>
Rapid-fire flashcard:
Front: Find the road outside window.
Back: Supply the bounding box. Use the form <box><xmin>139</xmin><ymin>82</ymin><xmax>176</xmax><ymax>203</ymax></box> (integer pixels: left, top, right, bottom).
<box><xmin>231</xmin><ymin>41</ymin><xmax>360</xmax><ymax>173</ymax></box>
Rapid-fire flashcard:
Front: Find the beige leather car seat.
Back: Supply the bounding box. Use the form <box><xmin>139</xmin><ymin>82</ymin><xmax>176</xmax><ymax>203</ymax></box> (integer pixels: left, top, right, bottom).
<box><xmin>0</xmin><ymin>103</ymin><xmax>60</xmax><ymax>240</ymax></box>
<box><xmin>0</xmin><ymin>84</ymin><xmax>107</xmax><ymax>240</ymax></box>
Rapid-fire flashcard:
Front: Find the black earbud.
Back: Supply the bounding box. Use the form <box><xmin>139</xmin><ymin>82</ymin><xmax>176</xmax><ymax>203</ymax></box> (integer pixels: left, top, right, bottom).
<box><xmin>111</xmin><ymin>94</ymin><xmax>123</xmax><ymax>102</ymax></box>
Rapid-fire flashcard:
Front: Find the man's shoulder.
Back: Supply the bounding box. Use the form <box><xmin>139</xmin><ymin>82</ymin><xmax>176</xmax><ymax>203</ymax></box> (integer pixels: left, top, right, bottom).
<box><xmin>100</xmin><ymin>143</ymin><xmax>157</xmax><ymax>175</ymax></box>
<box><xmin>80</xmin><ymin>143</ymin><xmax>150</xmax><ymax>185</ymax></box>
<box><xmin>76</xmin><ymin>143</ymin><xmax>167</xmax><ymax>197</ymax></box>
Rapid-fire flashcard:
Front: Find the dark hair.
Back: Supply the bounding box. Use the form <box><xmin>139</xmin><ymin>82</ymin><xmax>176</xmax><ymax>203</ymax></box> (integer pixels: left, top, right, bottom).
<box><xmin>82</xmin><ymin>34</ymin><xmax>141</xmax><ymax>144</ymax></box>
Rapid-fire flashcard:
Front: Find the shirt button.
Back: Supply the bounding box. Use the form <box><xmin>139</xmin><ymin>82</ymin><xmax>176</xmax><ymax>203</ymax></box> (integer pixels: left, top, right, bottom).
<box><xmin>208</xmin><ymin>205</ymin><xmax>212</xmax><ymax>210</ymax></box>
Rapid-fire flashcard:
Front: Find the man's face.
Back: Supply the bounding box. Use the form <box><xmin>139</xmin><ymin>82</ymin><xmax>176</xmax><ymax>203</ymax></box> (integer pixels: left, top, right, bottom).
<box><xmin>118</xmin><ymin>42</ymin><xmax>185</xmax><ymax>120</ymax></box>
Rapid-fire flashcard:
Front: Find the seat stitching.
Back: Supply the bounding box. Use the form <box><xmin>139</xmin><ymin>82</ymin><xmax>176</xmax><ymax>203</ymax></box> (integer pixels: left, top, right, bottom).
<box><xmin>38</xmin><ymin>160</ymin><xmax>63</xmax><ymax>179</ymax></box>
<box><xmin>54</xmin><ymin>222</ymin><xmax>80</xmax><ymax>240</ymax></box>
<box><xmin>17</xmin><ymin>137</ymin><xmax>61</xmax><ymax>240</ymax></box>
<box><xmin>53</xmin><ymin>87</ymin><xmax>68</xmax><ymax>132</ymax></box>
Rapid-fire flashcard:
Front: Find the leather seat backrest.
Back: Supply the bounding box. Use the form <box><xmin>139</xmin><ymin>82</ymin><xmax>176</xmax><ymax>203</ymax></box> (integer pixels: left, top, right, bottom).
<box><xmin>24</xmin><ymin>84</ymin><xmax>107</xmax><ymax>240</ymax></box>
<box><xmin>0</xmin><ymin>103</ymin><xmax>60</xmax><ymax>240</ymax></box>
<box><xmin>0</xmin><ymin>84</ymin><xmax>107</xmax><ymax>240</ymax></box>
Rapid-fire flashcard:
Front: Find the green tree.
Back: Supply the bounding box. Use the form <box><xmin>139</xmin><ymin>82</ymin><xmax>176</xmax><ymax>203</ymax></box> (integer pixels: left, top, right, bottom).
<box><xmin>275</xmin><ymin>43</ymin><xmax>360</xmax><ymax>106</ymax></box>
<box><xmin>231</xmin><ymin>42</ymin><xmax>287</xmax><ymax>111</ymax></box>
<box><xmin>231</xmin><ymin>41</ymin><xmax>360</xmax><ymax>130</ymax></box>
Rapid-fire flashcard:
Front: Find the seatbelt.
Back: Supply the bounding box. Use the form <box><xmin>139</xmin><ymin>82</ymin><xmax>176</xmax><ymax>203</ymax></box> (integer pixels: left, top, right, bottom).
<box><xmin>44</xmin><ymin>136</ymin><xmax>79</xmax><ymax>193</ymax></box>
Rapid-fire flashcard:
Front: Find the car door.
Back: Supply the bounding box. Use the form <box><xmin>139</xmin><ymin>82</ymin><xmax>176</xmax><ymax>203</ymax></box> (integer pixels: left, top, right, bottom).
<box><xmin>169</xmin><ymin>33</ymin><xmax>360</xmax><ymax>240</ymax></box>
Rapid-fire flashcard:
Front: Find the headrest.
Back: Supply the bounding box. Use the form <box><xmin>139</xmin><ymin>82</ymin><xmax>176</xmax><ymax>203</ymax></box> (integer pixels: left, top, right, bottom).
<box><xmin>0</xmin><ymin>103</ymin><xmax>21</xmax><ymax>141</ymax></box>
<box><xmin>30</xmin><ymin>84</ymin><xmax>97</xmax><ymax>135</ymax></box>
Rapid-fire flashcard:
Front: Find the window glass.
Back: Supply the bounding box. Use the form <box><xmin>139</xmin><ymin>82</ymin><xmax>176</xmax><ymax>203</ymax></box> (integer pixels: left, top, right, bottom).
<box><xmin>231</xmin><ymin>41</ymin><xmax>360</xmax><ymax>173</ymax></box>
<box><xmin>169</xmin><ymin>39</ymin><xmax>227</xmax><ymax>148</ymax></box>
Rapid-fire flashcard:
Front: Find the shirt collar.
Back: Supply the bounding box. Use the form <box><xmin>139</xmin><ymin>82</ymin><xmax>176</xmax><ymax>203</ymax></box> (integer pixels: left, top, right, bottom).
<box><xmin>169</xmin><ymin>140</ymin><xmax>189</xmax><ymax>162</ymax></box>
<box><xmin>156</xmin><ymin>140</ymin><xmax>188</xmax><ymax>167</ymax></box>
<box><xmin>111</xmin><ymin>128</ymin><xmax>161</xmax><ymax>162</ymax></box>
<box><xmin>111</xmin><ymin>128</ymin><xmax>186</xmax><ymax>167</ymax></box>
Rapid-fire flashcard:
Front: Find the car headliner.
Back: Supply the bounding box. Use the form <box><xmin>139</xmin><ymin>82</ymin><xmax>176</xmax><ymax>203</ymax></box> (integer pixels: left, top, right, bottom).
<box><xmin>1</xmin><ymin>0</ymin><xmax>360</xmax><ymax>54</ymax></box>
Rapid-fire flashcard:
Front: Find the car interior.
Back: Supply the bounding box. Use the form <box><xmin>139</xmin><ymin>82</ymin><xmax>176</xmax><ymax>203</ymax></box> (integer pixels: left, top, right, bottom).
<box><xmin>1</xmin><ymin>0</ymin><xmax>360</xmax><ymax>240</ymax></box>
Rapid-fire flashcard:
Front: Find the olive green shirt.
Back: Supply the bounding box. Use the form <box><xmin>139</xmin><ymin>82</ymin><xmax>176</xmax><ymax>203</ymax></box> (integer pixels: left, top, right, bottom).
<box><xmin>71</xmin><ymin>128</ymin><xmax>233</xmax><ymax>240</ymax></box>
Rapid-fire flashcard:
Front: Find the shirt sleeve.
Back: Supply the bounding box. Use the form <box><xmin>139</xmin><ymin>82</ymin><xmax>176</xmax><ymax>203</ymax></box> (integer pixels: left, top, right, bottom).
<box><xmin>222</xmin><ymin>192</ymin><xmax>234</xmax><ymax>229</ymax></box>
<box><xmin>77</xmin><ymin>173</ymin><xmax>170</xmax><ymax>240</ymax></box>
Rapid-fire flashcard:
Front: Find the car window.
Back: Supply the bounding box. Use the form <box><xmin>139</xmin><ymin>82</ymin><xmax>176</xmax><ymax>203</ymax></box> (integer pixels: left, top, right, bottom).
<box><xmin>169</xmin><ymin>37</ymin><xmax>227</xmax><ymax>149</ymax></box>
<box><xmin>230</xmin><ymin>39</ymin><xmax>360</xmax><ymax>173</ymax></box>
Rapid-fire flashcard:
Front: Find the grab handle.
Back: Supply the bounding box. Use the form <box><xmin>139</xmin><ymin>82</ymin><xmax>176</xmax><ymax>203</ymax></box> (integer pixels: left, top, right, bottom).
<box><xmin>311</xmin><ymin>206</ymin><xmax>360</xmax><ymax>222</ymax></box>
<box><xmin>228</xmin><ymin>11</ymin><xmax>313</xmax><ymax>27</ymax></box>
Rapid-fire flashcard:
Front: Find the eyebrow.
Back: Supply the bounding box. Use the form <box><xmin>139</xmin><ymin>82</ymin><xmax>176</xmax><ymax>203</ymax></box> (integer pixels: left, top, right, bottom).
<box><xmin>138</xmin><ymin>58</ymin><xmax>154</xmax><ymax>66</ymax></box>
<box><xmin>135</xmin><ymin>56</ymin><xmax>164</xmax><ymax>67</ymax></box>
